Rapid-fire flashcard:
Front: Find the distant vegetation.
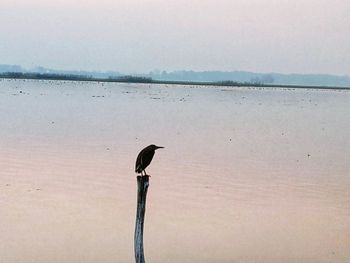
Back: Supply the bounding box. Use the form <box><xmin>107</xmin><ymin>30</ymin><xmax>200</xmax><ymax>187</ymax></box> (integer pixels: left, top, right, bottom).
<box><xmin>0</xmin><ymin>71</ymin><xmax>266</xmax><ymax>87</ymax></box>
<box><xmin>1</xmin><ymin>65</ymin><xmax>350</xmax><ymax>90</ymax></box>
<box><xmin>0</xmin><ymin>72</ymin><xmax>93</xmax><ymax>81</ymax></box>
<box><xmin>214</xmin><ymin>80</ymin><xmax>264</xmax><ymax>87</ymax></box>
<box><xmin>149</xmin><ymin>70</ymin><xmax>350</xmax><ymax>87</ymax></box>
<box><xmin>108</xmin><ymin>75</ymin><xmax>153</xmax><ymax>83</ymax></box>
<box><xmin>0</xmin><ymin>72</ymin><xmax>153</xmax><ymax>83</ymax></box>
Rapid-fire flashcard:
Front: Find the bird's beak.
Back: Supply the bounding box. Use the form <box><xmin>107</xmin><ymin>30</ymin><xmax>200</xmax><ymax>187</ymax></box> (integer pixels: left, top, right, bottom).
<box><xmin>155</xmin><ymin>146</ymin><xmax>164</xmax><ymax>149</ymax></box>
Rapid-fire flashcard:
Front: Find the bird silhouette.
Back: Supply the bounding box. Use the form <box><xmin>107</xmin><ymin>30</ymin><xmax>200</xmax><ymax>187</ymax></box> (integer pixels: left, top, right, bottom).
<box><xmin>135</xmin><ymin>144</ymin><xmax>164</xmax><ymax>176</ymax></box>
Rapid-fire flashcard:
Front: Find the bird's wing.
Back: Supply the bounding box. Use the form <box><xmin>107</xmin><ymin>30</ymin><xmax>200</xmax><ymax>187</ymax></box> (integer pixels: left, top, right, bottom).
<box><xmin>140</xmin><ymin>150</ymin><xmax>154</xmax><ymax>170</ymax></box>
<box><xmin>135</xmin><ymin>151</ymin><xmax>143</xmax><ymax>172</ymax></box>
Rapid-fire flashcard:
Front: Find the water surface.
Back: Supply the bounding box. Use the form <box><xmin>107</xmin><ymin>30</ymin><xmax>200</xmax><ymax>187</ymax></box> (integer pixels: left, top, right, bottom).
<box><xmin>0</xmin><ymin>79</ymin><xmax>349</xmax><ymax>262</ymax></box>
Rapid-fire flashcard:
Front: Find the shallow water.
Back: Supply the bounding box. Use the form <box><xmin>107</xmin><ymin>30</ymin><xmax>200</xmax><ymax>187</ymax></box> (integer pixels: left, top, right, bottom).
<box><xmin>0</xmin><ymin>79</ymin><xmax>349</xmax><ymax>262</ymax></box>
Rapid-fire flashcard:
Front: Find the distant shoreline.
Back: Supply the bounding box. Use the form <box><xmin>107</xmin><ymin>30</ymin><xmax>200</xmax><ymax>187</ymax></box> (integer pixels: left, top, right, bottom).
<box><xmin>1</xmin><ymin>72</ymin><xmax>349</xmax><ymax>90</ymax></box>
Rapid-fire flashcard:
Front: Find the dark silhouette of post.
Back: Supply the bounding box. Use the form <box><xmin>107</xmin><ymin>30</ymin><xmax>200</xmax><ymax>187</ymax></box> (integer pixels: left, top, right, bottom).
<box><xmin>134</xmin><ymin>175</ymin><xmax>150</xmax><ymax>263</ymax></box>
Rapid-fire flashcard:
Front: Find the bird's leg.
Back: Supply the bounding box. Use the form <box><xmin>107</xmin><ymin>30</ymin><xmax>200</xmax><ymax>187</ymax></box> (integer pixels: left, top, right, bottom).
<box><xmin>144</xmin><ymin>170</ymin><xmax>151</xmax><ymax>177</ymax></box>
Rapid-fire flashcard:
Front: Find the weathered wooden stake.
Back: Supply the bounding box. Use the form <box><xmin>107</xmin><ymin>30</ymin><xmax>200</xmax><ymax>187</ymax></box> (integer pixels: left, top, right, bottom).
<box><xmin>134</xmin><ymin>175</ymin><xmax>150</xmax><ymax>263</ymax></box>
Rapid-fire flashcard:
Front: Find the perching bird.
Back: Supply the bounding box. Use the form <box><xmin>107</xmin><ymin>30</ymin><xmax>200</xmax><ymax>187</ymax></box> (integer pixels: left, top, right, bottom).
<box><xmin>135</xmin><ymin>144</ymin><xmax>164</xmax><ymax>176</ymax></box>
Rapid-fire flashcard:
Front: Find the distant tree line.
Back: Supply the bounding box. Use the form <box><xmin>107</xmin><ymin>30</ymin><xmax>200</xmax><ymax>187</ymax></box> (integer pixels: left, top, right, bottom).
<box><xmin>1</xmin><ymin>71</ymin><xmax>347</xmax><ymax>90</ymax></box>
<box><xmin>108</xmin><ymin>75</ymin><xmax>153</xmax><ymax>83</ymax></box>
<box><xmin>0</xmin><ymin>71</ymin><xmax>282</xmax><ymax>87</ymax></box>
<box><xmin>0</xmin><ymin>72</ymin><xmax>153</xmax><ymax>83</ymax></box>
<box><xmin>214</xmin><ymin>80</ymin><xmax>264</xmax><ymax>87</ymax></box>
<box><xmin>0</xmin><ymin>72</ymin><xmax>93</xmax><ymax>80</ymax></box>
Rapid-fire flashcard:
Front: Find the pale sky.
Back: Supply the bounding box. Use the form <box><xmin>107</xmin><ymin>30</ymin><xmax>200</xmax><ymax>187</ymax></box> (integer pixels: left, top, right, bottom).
<box><xmin>1</xmin><ymin>0</ymin><xmax>349</xmax><ymax>75</ymax></box>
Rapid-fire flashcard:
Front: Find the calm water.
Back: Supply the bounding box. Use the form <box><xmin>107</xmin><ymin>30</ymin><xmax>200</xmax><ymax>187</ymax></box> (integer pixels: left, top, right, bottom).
<box><xmin>0</xmin><ymin>79</ymin><xmax>349</xmax><ymax>263</ymax></box>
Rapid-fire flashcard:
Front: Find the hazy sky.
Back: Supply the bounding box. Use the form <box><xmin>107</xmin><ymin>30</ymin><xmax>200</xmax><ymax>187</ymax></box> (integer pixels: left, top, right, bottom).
<box><xmin>1</xmin><ymin>0</ymin><xmax>349</xmax><ymax>74</ymax></box>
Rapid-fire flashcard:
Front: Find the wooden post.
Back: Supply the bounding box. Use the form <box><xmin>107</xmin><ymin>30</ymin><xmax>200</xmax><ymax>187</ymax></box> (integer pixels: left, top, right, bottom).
<box><xmin>134</xmin><ymin>175</ymin><xmax>150</xmax><ymax>263</ymax></box>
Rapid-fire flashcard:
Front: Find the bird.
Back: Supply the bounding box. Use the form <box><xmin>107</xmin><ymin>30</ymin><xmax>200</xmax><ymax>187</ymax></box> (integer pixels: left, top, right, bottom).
<box><xmin>135</xmin><ymin>144</ymin><xmax>164</xmax><ymax>176</ymax></box>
